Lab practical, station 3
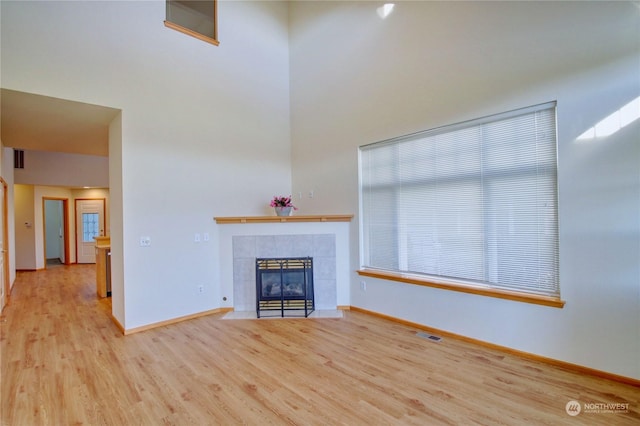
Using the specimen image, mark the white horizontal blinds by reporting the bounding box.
[360,102,559,296]
[361,144,400,271]
[400,127,486,281]
[482,108,559,294]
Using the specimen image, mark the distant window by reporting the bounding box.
[360,102,560,297]
[165,0,218,46]
[82,213,100,242]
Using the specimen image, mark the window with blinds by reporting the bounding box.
[359,102,559,297]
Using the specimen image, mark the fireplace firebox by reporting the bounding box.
[255,257,314,318]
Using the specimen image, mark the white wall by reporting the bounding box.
[14,185,36,270]
[14,150,108,188]
[289,1,640,379]
[109,113,125,326]
[1,1,292,329]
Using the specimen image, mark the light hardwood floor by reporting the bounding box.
[1,265,638,425]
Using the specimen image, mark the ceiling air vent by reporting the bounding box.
[14,150,24,169]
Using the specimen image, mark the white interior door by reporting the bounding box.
[76,199,105,264]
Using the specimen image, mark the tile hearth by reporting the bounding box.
[222,310,343,320]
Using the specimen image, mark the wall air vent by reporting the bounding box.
[14,149,24,169]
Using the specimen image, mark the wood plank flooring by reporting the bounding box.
[1,265,639,425]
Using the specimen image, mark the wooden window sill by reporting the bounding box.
[164,21,219,46]
[356,269,565,308]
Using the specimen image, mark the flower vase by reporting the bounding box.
[275,206,292,217]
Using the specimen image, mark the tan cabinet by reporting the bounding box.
[95,236,111,298]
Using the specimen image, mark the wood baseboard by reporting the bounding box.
[122,307,234,335]
[349,306,640,387]
[110,314,125,334]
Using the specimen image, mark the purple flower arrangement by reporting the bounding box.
[270,195,297,210]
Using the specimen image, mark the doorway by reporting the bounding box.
[75,199,105,264]
[43,198,69,267]
[1,178,9,311]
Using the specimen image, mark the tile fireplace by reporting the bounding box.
[232,234,336,312]
[215,215,353,313]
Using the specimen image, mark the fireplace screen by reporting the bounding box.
[255,257,314,318]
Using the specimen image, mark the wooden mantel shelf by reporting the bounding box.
[214,214,353,224]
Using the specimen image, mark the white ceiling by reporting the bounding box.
[1,89,120,157]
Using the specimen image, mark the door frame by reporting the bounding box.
[1,178,10,310]
[42,197,71,268]
[74,198,106,264]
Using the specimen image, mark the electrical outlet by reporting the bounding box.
[360,281,367,291]
[203,232,210,242]
[198,285,204,293]
[139,236,151,247]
